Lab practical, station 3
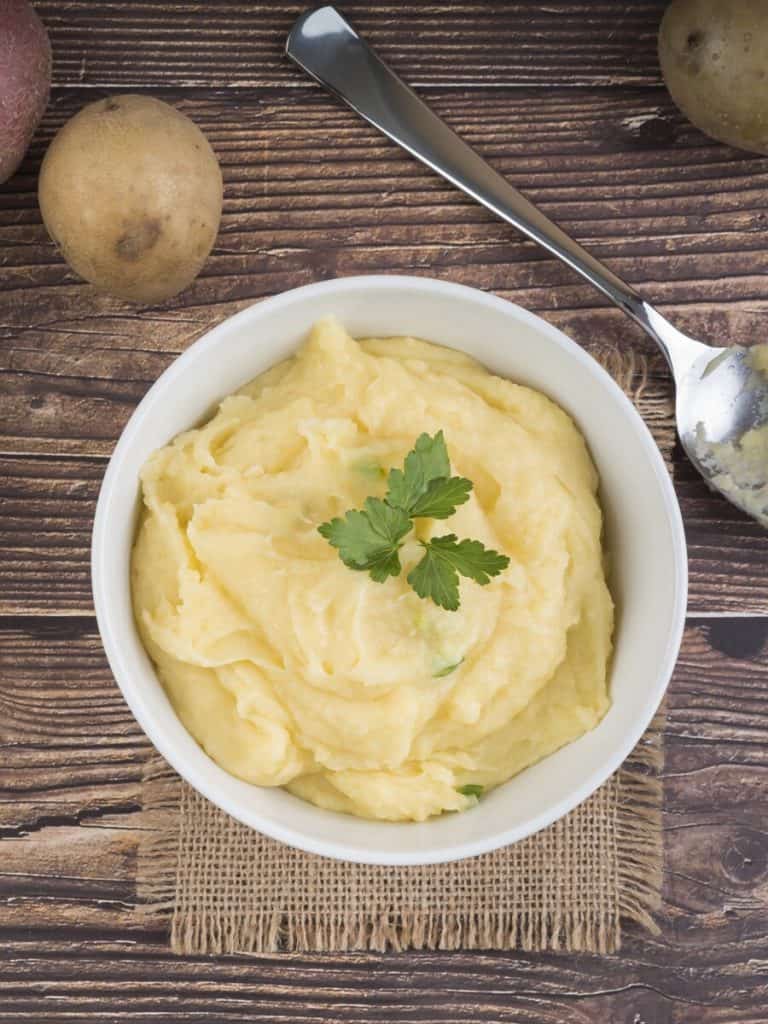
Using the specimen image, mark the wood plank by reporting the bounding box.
[0,616,766,1020]
[4,409,768,618]
[6,88,768,413]
[3,430,767,620]
[33,0,669,92]
[0,951,765,1024]
[0,616,148,830]
[2,89,768,614]
[0,458,102,615]
[9,88,768,325]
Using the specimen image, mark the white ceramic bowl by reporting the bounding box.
[92,275,687,865]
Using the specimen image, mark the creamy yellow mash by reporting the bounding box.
[131,317,613,821]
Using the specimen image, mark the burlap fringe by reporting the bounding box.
[137,711,664,955]
[599,346,649,405]
[136,757,182,918]
[616,711,665,939]
[167,908,624,957]
[135,347,663,955]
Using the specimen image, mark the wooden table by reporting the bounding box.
[2,2,767,1020]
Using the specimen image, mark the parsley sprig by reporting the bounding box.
[318,432,510,610]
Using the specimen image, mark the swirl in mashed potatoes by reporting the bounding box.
[131,317,613,821]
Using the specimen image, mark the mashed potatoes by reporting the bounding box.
[131,317,613,821]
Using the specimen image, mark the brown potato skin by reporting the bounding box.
[38,95,223,303]
[659,0,768,155]
[0,0,51,183]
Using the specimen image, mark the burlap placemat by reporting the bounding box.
[137,349,670,956]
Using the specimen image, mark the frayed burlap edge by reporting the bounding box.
[135,757,181,919]
[135,348,667,955]
[616,714,664,938]
[136,712,663,955]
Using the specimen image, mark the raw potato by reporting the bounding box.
[659,0,768,155]
[0,0,51,183]
[38,95,223,303]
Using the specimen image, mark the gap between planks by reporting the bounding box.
[46,82,671,92]
[687,611,768,619]
[0,612,766,624]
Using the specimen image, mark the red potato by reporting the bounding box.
[0,0,51,183]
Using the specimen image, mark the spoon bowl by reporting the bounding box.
[677,342,768,526]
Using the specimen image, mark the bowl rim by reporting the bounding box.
[92,274,688,865]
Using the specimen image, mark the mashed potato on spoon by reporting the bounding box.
[131,317,613,821]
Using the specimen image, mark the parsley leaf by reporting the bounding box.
[318,497,411,582]
[319,433,510,609]
[365,547,404,583]
[385,430,451,514]
[457,784,484,798]
[423,534,510,584]
[407,534,510,610]
[409,475,472,519]
[407,542,461,611]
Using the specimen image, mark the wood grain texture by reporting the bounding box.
[3,382,768,617]
[2,2,768,1020]
[6,88,768,331]
[34,0,669,91]
[1,617,766,1022]
[3,88,768,613]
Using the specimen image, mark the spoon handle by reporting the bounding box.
[286,6,700,375]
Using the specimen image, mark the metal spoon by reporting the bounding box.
[286,5,768,529]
